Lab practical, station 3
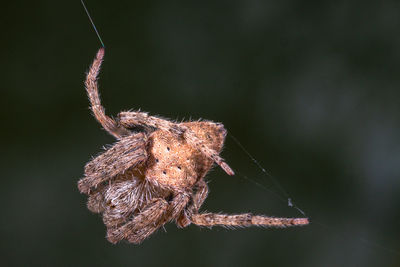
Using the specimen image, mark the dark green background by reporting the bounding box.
[2,1,400,266]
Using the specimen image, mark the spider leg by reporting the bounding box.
[85,48,131,138]
[118,111,183,135]
[129,193,189,244]
[106,198,169,244]
[191,180,209,211]
[87,188,106,213]
[183,129,235,175]
[106,193,190,244]
[191,213,309,228]
[167,192,191,219]
[177,180,209,228]
[78,132,148,195]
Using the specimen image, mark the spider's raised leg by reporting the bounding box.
[118,111,183,135]
[78,132,148,195]
[191,213,309,228]
[85,48,131,139]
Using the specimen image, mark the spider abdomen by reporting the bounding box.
[145,130,202,189]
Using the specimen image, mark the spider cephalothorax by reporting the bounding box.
[78,48,308,244]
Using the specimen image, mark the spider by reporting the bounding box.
[78,48,309,244]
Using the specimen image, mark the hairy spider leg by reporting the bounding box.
[78,133,148,194]
[87,187,106,213]
[191,213,309,228]
[191,180,209,212]
[107,193,190,244]
[107,198,169,244]
[177,180,209,228]
[182,128,234,175]
[118,111,183,135]
[85,48,131,138]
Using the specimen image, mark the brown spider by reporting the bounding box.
[78,48,309,244]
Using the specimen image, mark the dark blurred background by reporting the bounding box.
[1,1,400,266]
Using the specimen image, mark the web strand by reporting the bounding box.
[228,133,400,256]
[228,133,307,217]
[81,0,105,47]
